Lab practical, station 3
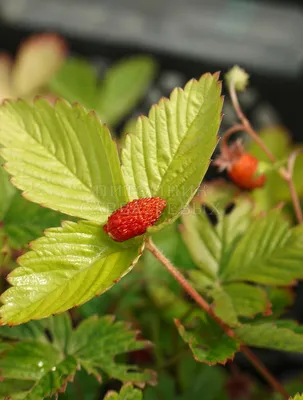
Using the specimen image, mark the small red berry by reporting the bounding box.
[213,139,266,190]
[228,153,266,190]
[103,197,167,242]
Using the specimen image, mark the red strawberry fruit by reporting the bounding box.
[228,152,266,190]
[103,197,167,242]
[214,139,266,190]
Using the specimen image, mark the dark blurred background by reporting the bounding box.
[0,0,303,141]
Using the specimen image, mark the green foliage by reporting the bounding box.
[49,56,157,127]
[0,221,143,325]
[181,193,303,325]
[175,312,240,365]
[248,126,303,211]
[0,313,154,399]
[0,99,129,223]
[104,384,143,400]
[2,191,63,249]
[144,355,228,400]
[289,394,303,400]
[0,72,223,325]
[235,321,303,352]
[1,51,303,400]
[0,156,16,220]
[96,56,157,127]
[122,73,223,228]
[48,58,98,110]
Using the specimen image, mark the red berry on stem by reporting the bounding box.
[228,153,266,190]
[103,197,167,242]
[213,139,266,190]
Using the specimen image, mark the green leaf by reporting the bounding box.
[266,287,294,319]
[0,343,78,400]
[175,311,240,365]
[121,73,223,228]
[49,57,98,109]
[222,211,303,285]
[212,283,269,326]
[10,356,78,400]
[0,341,62,381]
[289,394,303,400]
[181,197,253,281]
[0,99,129,223]
[3,191,63,249]
[104,384,143,400]
[0,313,155,398]
[0,320,46,341]
[0,158,16,220]
[248,126,303,210]
[48,313,72,354]
[0,381,33,398]
[12,33,66,98]
[97,56,157,127]
[235,322,303,352]
[69,315,155,385]
[0,313,154,398]
[0,221,143,325]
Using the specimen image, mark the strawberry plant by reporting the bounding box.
[0,38,303,400]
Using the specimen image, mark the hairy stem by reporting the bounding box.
[146,237,289,399]
[229,81,276,163]
[229,81,303,224]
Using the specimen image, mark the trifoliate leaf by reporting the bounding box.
[222,210,303,285]
[122,73,223,229]
[0,221,143,325]
[181,201,301,322]
[104,384,143,400]
[69,315,155,385]
[2,191,63,249]
[0,99,129,223]
[235,322,303,352]
[12,33,67,97]
[0,313,155,398]
[175,311,240,365]
[96,56,157,127]
[49,57,98,109]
